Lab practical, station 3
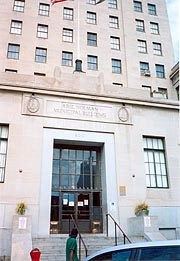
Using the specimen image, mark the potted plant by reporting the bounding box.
[134,202,149,216]
[16,201,27,215]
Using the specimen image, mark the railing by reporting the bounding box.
[106,213,131,245]
[69,214,88,260]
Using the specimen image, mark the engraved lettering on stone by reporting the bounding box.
[118,107,129,122]
[27,97,40,113]
[53,102,107,119]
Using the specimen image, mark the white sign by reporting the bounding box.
[144,216,151,227]
[18,217,27,229]
[110,202,116,211]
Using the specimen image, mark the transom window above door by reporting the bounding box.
[52,146,101,190]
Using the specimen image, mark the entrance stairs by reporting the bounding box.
[32,234,139,261]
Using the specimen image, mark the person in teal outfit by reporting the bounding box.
[66,228,79,261]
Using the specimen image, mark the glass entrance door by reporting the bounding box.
[50,145,103,233]
[61,192,90,232]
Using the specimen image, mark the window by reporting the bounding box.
[109,16,119,28]
[35,47,47,63]
[87,12,96,24]
[153,42,162,55]
[5,69,18,73]
[87,55,98,70]
[143,137,168,188]
[7,44,20,59]
[0,125,9,183]
[148,3,157,15]
[37,24,48,38]
[112,59,121,73]
[63,7,73,20]
[34,72,46,77]
[140,62,149,74]
[134,1,142,12]
[142,85,152,94]
[138,40,147,53]
[90,249,132,261]
[62,51,73,66]
[10,20,22,35]
[108,0,117,9]
[139,246,180,260]
[113,82,123,87]
[157,88,168,98]
[136,19,145,32]
[63,28,73,42]
[87,0,96,4]
[156,64,165,78]
[39,3,50,16]
[176,87,179,100]
[150,22,159,34]
[13,0,25,12]
[110,36,120,50]
[87,33,97,46]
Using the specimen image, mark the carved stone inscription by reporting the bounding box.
[46,100,112,121]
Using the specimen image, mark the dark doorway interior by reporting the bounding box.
[50,144,103,233]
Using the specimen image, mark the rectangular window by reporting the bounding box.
[87,11,96,24]
[35,47,47,63]
[140,62,149,74]
[109,16,119,28]
[150,22,159,34]
[176,87,179,100]
[37,24,48,38]
[156,64,165,78]
[13,0,25,12]
[5,69,18,73]
[39,3,50,16]
[134,1,142,12]
[110,36,120,50]
[87,55,98,70]
[63,28,73,42]
[112,59,121,73]
[0,125,9,183]
[148,3,157,15]
[157,88,168,98]
[142,85,152,94]
[138,40,147,53]
[63,7,73,20]
[87,32,97,46]
[108,0,117,9]
[7,43,20,59]
[143,137,168,188]
[87,0,96,4]
[62,51,73,66]
[10,20,22,34]
[136,19,145,32]
[153,42,162,55]
[34,72,46,77]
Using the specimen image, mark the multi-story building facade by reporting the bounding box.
[0,0,179,258]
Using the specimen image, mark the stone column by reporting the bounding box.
[11,215,32,261]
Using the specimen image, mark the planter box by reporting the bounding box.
[127,216,158,237]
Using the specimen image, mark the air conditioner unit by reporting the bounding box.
[144,70,151,76]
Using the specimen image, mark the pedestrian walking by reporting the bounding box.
[66,228,79,261]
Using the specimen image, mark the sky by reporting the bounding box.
[165,0,179,62]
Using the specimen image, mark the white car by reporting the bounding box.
[82,240,180,261]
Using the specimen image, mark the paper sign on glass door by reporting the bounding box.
[84,200,88,206]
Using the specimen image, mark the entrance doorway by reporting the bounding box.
[50,144,103,233]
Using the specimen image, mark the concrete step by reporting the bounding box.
[32,234,146,261]
[32,234,121,261]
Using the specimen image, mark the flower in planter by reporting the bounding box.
[134,202,149,216]
[16,201,27,215]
